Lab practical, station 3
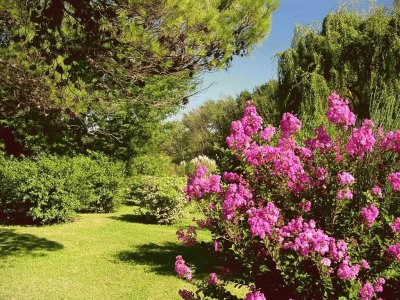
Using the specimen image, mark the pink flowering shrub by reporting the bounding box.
[175,94,400,299]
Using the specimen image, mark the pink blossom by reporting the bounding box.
[305,125,333,152]
[321,257,331,266]
[337,172,355,186]
[337,189,353,200]
[360,204,379,228]
[358,283,374,300]
[223,182,253,220]
[373,278,385,292]
[361,259,370,270]
[213,240,220,252]
[386,242,400,260]
[175,255,192,281]
[391,217,400,233]
[245,290,266,300]
[371,186,383,198]
[280,112,302,137]
[299,200,311,213]
[184,164,221,200]
[387,172,400,191]
[326,93,356,129]
[260,125,276,142]
[345,119,376,157]
[247,202,280,239]
[208,273,218,285]
[337,262,360,280]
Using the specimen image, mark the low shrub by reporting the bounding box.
[132,176,186,224]
[175,94,400,299]
[0,156,78,224]
[0,154,126,224]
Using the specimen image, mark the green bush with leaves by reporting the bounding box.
[70,154,126,213]
[127,153,175,177]
[131,176,186,224]
[0,154,126,224]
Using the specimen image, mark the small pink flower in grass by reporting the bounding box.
[175,255,192,281]
[391,218,400,233]
[208,273,218,285]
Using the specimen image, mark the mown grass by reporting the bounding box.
[0,205,211,300]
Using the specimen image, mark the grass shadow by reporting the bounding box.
[116,242,213,278]
[0,229,64,258]
[109,214,156,224]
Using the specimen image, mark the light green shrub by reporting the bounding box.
[131,176,186,224]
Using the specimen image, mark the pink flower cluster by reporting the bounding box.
[260,125,276,142]
[184,164,221,199]
[337,262,360,280]
[175,255,192,281]
[371,186,383,198]
[326,93,356,129]
[247,202,280,238]
[345,119,376,157]
[378,129,400,153]
[298,200,312,212]
[245,290,266,300]
[176,226,197,247]
[226,101,262,151]
[391,217,400,233]
[336,188,353,200]
[386,242,400,260]
[360,204,379,228]
[280,112,302,137]
[223,181,253,220]
[305,125,333,152]
[357,278,385,300]
[387,172,400,191]
[337,172,355,186]
[207,273,218,285]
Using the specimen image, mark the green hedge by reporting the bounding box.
[130,176,187,224]
[0,154,125,225]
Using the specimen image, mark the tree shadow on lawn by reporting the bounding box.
[116,242,214,278]
[109,214,157,224]
[0,229,64,258]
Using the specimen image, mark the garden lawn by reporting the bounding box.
[0,205,210,300]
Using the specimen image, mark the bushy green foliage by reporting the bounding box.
[131,176,187,224]
[70,154,126,213]
[176,155,218,177]
[0,154,125,224]
[127,153,175,177]
[277,4,400,130]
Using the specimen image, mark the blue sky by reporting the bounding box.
[172,0,393,119]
